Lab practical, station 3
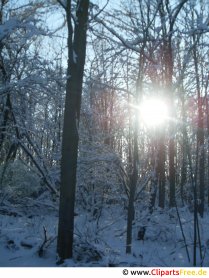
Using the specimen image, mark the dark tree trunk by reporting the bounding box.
[166,40,175,208]
[57,0,89,260]
[206,99,209,206]
[158,135,166,208]
[126,126,138,254]
[193,34,205,218]
[158,1,188,208]
[126,51,144,254]
[180,96,187,204]
[197,96,204,218]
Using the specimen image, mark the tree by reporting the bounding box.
[57,0,90,260]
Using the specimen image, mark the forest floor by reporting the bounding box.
[0,195,209,267]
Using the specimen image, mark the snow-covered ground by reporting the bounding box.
[0,197,209,267]
[0,197,58,267]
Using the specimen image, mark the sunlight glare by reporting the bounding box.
[140,98,168,128]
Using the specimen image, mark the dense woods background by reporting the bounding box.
[0,0,209,267]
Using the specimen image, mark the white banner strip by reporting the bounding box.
[0,267,209,278]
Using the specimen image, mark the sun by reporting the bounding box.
[139,98,168,127]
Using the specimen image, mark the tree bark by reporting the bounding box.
[157,132,166,208]
[192,33,205,218]
[126,124,138,253]
[57,0,89,260]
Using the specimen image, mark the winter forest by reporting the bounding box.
[0,0,209,268]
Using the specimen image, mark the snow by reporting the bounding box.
[0,215,57,267]
[0,18,20,40]
[0,198,58,267]
[0,16,44,43]
[1,197,209,267]
[73,50,77,63]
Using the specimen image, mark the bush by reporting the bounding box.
[0,160,41,203]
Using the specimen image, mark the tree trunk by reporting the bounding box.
[166,40,175,208]
[206,98,209,206]
[126,51,143,253]
[126,125,138,254]
[197,96,204,218]
[193,34,205,217]
[179,94,187,204]
[57,0,89,260]
[158,134,165,208]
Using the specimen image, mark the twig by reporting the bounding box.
[38,226,57,257]
[38,226,48,257]
[175,200,190,263]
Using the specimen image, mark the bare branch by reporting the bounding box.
[89,0,109,22]
[56,0,66,10]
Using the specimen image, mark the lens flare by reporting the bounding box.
[140,98,168,127]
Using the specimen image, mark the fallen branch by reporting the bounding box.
[0,208,22,217]
[38,226,57,257]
